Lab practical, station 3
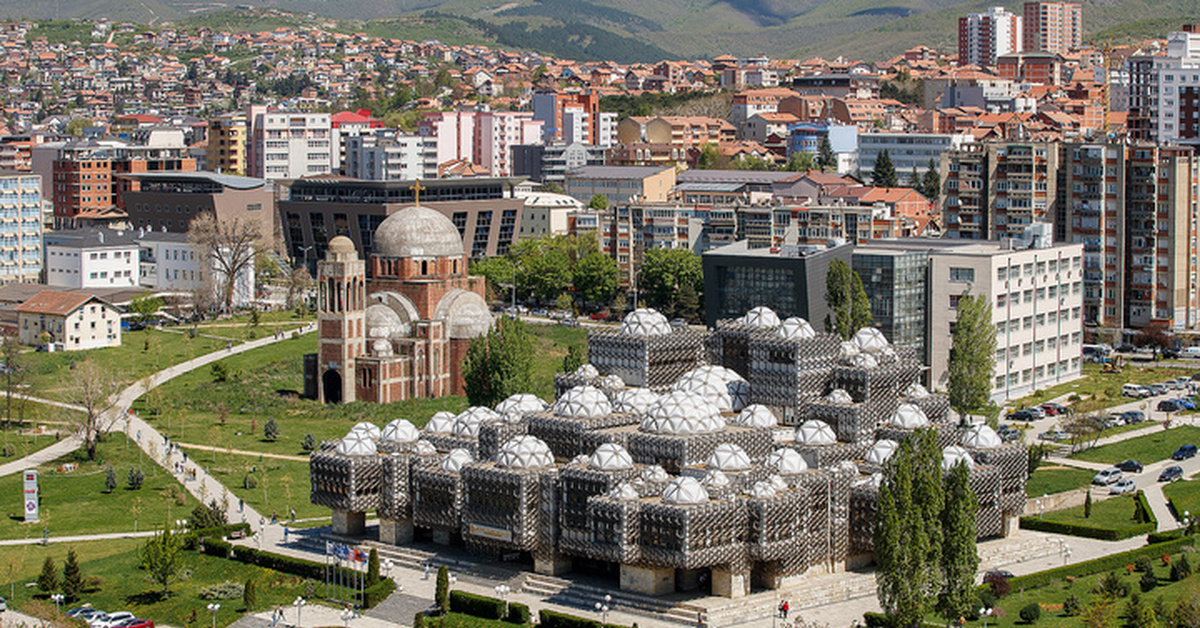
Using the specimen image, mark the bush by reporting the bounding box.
[198,581,245,600]
[1135,557,1154,573]
[413,612,425,628]
[244,578,257,609]
[183,523,252,550]
[212,362,229,382]
[1140,569,1157,592]
[263,418,279,441]
[1064,593,1082,616]
[301,433,317,452]
[243,474,257,489]
[1171,554,1193,581]
[979,590,998,609]
[362,578,395,609]
[1008,537,1195,591]
[81,576,102,593]
[449,590,505,620]
[1019,516,1156,541]
[507,602,531,624]
[1019,604,1041,623]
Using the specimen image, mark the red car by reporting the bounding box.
[113,620,153,628]
[1039,403,1068,416]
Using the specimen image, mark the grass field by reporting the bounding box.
[1035,492,1146,529]
[1014,364,1195,415]
[180,449,325,521]
[1027,467,1096,498]
[1162,480,1200,524]
[1070,426,1200,465]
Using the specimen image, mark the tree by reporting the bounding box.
[366,549,380,587]
[872,149,898,187]
[301,433,318,453]
[140,526,186,595]
[127,467,145,490]
[462,315,534,407]
[284,266,313,311]
[263,418,279,441]
[587,194,609,210]
[104,465,117,493]
[1084,490,1093,518]
[947,294,997,418]
[243,578,257,610]
[0,332,26,430]
[435,566,450,614]
[639,248,703,318]
[817,136,837,172]
[65,359,118,461]
[61,550,82,602]
[128,291,163,325]
[574,252,619,306]
[1020,604,1041,623]
[37,556,58,593]
[562,344,586,374]
[187,214,262,313]
[520,249,572,303]
[696,142,721,169]
[824,259,872,340]
[920,159,941,202]
[785,151,815,172]
[938,461,978,620]
[190,500,227,529]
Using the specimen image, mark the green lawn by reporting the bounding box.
[1037,492,1145,529]
[0,434,197,541]
[1070,426,1200,464]
[1015,363,1195,414]
[1027,467,1096,498]
[179,449,325,520]
[1162,479,1200,524]
[528,323,586,400]
[0,537,323,628]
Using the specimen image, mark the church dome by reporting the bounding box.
[374,205,464,258]
[366,304,406,339]
[328,236,356,257]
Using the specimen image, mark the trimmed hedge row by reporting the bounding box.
[363,578,395,608]
[183,523,252,549]
[450,590,505,620]
[862,612,942,628]
[1021,491,1158,541]
[538,609,630,628]
[1149,530,1186,544]
[1007,536,1196,590]
[507,602,531,625]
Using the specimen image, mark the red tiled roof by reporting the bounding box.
[15,291,104,316]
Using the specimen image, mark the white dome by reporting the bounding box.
[904,383,931,399]
[707,443,752,471]
[337,431,377,456]
[824,389,854,404]
[366,304,406,339]
[374,205,464,258]
[777,317,816,341]
[425,411,456,434]
[849,353,878,369]
[840,341,860,359]
[942,446,977,470]
[853,327,890,354]
[740,306,781,329]
[640,391,726,435]
[865,440,899,466]
[767,448,808,475]
[570,454,590,466]
[672,366,750,412]
[589,443,634,471]
[495,394,548,418]
[496,436,554,470]
[349,422,381,440]
[662,476,709,505]
[702,469,731,489]
[748,481,778,499]
[734,404,777,428]
[553,385,613,418]
[963,424,1003,449]
[573,364,599,379]
[599,374,626,389]
[839,460,860,475]
[453,406,501,437]
[614,388,659,415]
[371,338,393,357]
[381,419,420,443]
[413,440,437,455]
[890,403,930,429]
[796,420,837,446]
[441,448,474,472]
[768,474,788,491]
[641,465,669,482]
[621,308,673,337]
[608,482,641,501]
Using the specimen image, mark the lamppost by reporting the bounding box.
[1063,543,1072,566]
[595,601,610,625]
[293,597,306,627]
[495,585,511,618]
[980,608,992,628]
[207,603,220,628]
[340,607,354,628]
[50,594,63,612]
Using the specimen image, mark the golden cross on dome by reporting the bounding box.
[409,179,425,205]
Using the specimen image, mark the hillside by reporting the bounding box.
[4,0,1200,62]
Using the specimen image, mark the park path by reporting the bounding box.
[173,442,308,462]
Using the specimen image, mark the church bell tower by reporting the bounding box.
[317,236,366,404]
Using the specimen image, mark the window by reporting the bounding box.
[949,267,975,282]
[949,295,961,308]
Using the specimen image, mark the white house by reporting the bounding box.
[44,229,139,290]
[136,229,256,306]
[16,290,121,350]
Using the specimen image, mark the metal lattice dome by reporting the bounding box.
[589,443,634,471]
[599,374,626,389]
[768,474,788,491]
[707,443,752,471]
[768,448,808,475]
[441,448,474,472]
[853,473,883,489]
[672,366,750,412]
[796,420,837,446]
[453,407,501,437]
[495,394,548,418]
[620,308,673,337]
[890,403,930,429]
[641,465,669,482]
[748,481,778,499]
[866,440,899,466]
[366,304,406,339]
[609,482,641,501]
[840,341,860,360]
[942,446,976,470]
[839,460,860,475]
[349,422,381,440]
[570,454,590,466]
[849,353,879,369]
[824,389,854,404]
[496,436,554,470]
[853,327,890,354]
[962,424,1003,450]
[374,205,464,259]
[552,385,613,418]
[573,364,600,379]
[425,411,456,434]
[777,317,816,341]
[904,383,931,399]
[337,431,377,456]
[662,476,710,505]
[702,469,731,489]
[734,404,777,428]
[413,440,437,455]
[614,388,659,415]
[640,390,726,435]
[740,306,781,329]
[381,419,420,443]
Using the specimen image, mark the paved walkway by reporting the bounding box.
[174,442,308,462]
[0,530,157,546]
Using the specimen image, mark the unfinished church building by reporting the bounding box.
[309,307,1027,598]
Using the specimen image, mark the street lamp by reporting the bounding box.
[207,603,220,628]
[980,608,992,628]
[495,585,511,617]
[293,597,306,627]
[595,601,610,625]
[50,594,63,612]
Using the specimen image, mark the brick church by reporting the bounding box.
[310,203,492,404]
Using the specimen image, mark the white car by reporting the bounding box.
[97,612,135,628]
[1110,478,1138,495]
[1093,467,1123,486]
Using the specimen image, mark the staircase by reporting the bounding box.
[522,573,706,626]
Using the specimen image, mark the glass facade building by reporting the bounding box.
[852,249,929,366]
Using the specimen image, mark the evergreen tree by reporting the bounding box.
[104,465,117,493]
[435,566,450,615]
[938,462,978,620]
[562,344,586,374]
[947,294,997,419]
[462,316,535,407]
[366,549,380,587]
[263,418,279,441]
[920,159,941,202]
[62,549,81,601]
[127,467,145,490]
[907,167,920,189]
[824,259,873,340]
[1085,490,1093,519]
[301,433,317,453]
[872,149,898,187]
[37,556,58,593]
[817,136,837,172]
[243,578,257,610]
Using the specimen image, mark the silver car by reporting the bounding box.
[1093,467,1123,485]
[1110,478,1137,495]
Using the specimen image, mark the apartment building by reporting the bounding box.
[730,88,799,127]
[344,132,437,182]
[615,116,737,147]
[511,142,607,186]
[1128,28,1200,146]
[532,90,615,146]
[859,132,975,183]
[207,113,247,175]
[0,172,43,283]
[246,106,332,181]
[1022,2,1082,56]
[44,228,139,289]
[941,141,1061,240]
[474,110,543,176]
[330,110,385,174]
[16,290,121,350]
[959,6,1023,67]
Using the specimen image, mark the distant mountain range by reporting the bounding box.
[2,0,1197,63]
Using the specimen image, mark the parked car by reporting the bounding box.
[98,612,135,628]
[1178,397,1197,410]
[1039,430,1069,441]
[114,620,153,628]
[1039,403,1069,416]
[1172,444,1198,460]
[1164,347,1182,359]
[1027,406,1047,419]
[984,569,1015,582]
[1150,383,1171,396]
[86,613,112,628]
[1117,343,1136,353]
[1102,415,1125,429]
[997,425,1021,443]
[1160,466,1185,482]
[1158,400,1183,413]
[1008,409,1039,421]
[1123,384,1153,398]
[1110,478,1138,495]
[1122,410,1147,424]
[1115,459,1144,473]
[558,317,580,327]
[1093,467,1124,485]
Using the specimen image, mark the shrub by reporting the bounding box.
[301,433,317,452]
[507,602,531,624]
[212,362,229,382]
[264,418,279,441]
[1172,554,1193,581]
[1064,593,1082,616]
[1019,604,1041,623]
[435,566,449,615]
[1135,557,1154,573]
[979,590,997,609]
[1019,516,1156,541]
[540,609,605,628]
[989,575,1011,599]
[413,613,425,628]
[104,465,116,493]
[81,576,102,593]
[449,590,504,620]
[1008,538,1195,591]
[1140,569,1157,592]
[367,549,380,587]
[243,474,257,489]
[362,578,395,609]
[244,578,257,609]
[198,581,245,600]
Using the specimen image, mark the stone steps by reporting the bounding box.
[522,573,702,626]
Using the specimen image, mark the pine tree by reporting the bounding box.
[243,578,257,610]
[366,549,380,587]
[37,556,58,593]
[872,149,898,187]
[127,467,145,490]
[817,136,836,172]
[435,566,450,615]
[824,259,873,340]
[938,461,978,620]
[301,433,317,453]
[1085,490,1093,518]
[104,465,117,493]
[263,418,279,441]
[62,549,82,601]
[947,294,997,419]
[920,159,941,202]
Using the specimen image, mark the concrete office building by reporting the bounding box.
[511,143,607,186]
[701,241,852,328]
[119,171,278,251]
[564,165,676,204]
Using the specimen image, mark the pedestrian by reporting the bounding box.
[272,510,277,524]
[290,507,296,521]
[284,526,289,543]
[239,498,244,512]
[782,601,789,619]
[227,342,232,351]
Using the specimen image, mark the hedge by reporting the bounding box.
[1149,530,1185,545]
[363,578,396,608]
[1007,536,1196,590]
[184,523,252,549]
[539,610,630,628]
[450,590,505,620]
[507,602,531,625]
[861,612,942,628]
[1021,491,1157,541]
